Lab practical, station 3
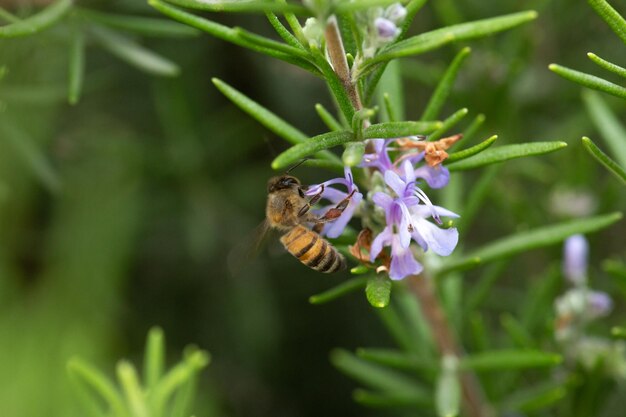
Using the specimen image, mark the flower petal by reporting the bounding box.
[398,202,413,248]
[372,191,394,211]
[384,169,407,197]
[370,226,392,261]
[412,218,458,256]
[389,239,423,280]
[414,165,450,189]
[401,159,416,185]
[411,204,460,219]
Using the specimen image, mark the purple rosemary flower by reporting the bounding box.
[375,17,399,40]
[361,138,393,172]
[361,138,451,189]
[369,161,459,280]
[384,3,407,23]
[305,167,363,238]
[563,234,588,285]
[587,291,613,319]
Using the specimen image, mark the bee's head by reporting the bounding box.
[267,175,301,193]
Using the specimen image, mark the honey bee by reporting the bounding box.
[266,174,354,273]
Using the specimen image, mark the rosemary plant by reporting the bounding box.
[0,1,624,417]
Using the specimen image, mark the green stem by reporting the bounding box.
[407,274,493,417]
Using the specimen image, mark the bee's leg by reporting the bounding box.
[297,184,325,218]
[311,189,357,233]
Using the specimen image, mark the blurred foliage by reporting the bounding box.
[0,0,624,417]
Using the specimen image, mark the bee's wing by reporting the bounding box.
[227,220,277,277]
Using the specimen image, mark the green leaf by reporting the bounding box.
[500,314,533,348]
[90,25,179,77]
[0,120,62,193]
[353,389,431,408]
[446,135,497,163]
[309,277,368,304]
[376,304,422,354]
[330,349,431,397]
[160,0,308,14]
[587,52,626,79]
[356,348,437,372]
[421,47,471,121]
[399,0,429,37]
[151,350,210,413]
[149,0,319,74]
[436,213,623,276]
[233,26,310,58]
[394,288,435,356]
[0,7,20,24]
[461,350,562,371]
[67,358,127,417]
[78,9,200,37]
[213,78,307,144]
[302,158,345,173]
[315,103,344,131]
[588,0,626,45]
[265,12,304,49]
[435,356,460,417]
[582,90,626,167]
[212,78,341,166]
[501,380,569,413]
[612,327,626,338]
[549,64,626,100]
[117,362,148,417]
[272,130,354,169]
[465,260,509,313]
[67,24,85,105]
[447,141,567,171]
[359,10,537,76]
[144,327,165,393]
[581,137,626,184]
[364,121,442,139]
[0,0,72,38]
[365,275,392,308]
[520,265,562,331]
[428,108,468,141]
[343,142,366,167]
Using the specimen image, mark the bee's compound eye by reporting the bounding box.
[281,177,297,187]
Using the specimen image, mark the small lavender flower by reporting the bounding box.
[360,139,393,172]
[384,3,407,24]
[563,234,588,285]
[587,290,613,319]
[369,161,459,280]
[361,138,451,188]
[305,167,363,238]
[374,17,400,40]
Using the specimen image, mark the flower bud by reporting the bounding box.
[302,18,323,47]
[374,17,399,40]
[385,3,407,24]
[563,234,588,285]
[587,291,612,319]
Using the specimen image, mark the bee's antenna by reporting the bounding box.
[285,158,310,174]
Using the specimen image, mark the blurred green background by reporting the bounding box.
[0,0,624,416]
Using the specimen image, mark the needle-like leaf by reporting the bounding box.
[581,137,626,185]
[549,64,626,100]
[436,212,623,276]
[0,0,72,38]
[447,141,567,171]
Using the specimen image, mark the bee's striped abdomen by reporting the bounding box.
[280,225,346,273]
